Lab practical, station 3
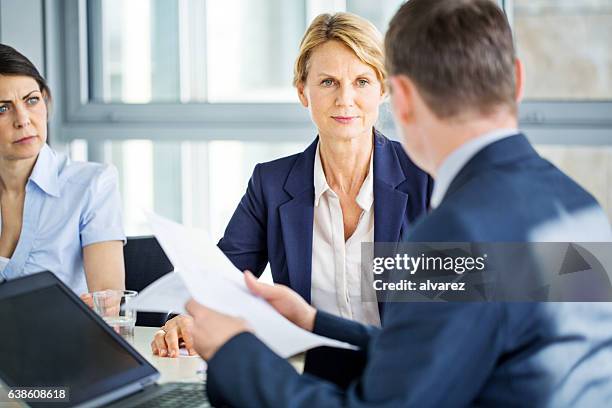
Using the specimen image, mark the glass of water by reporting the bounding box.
[92,290,138,339]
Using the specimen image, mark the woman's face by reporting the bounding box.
[0,75,47,162]
[298,40,384,143]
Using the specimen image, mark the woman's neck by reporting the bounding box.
[318,130,373,195]
[0,156,37,195]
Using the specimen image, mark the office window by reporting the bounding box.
[346,0,405,33]
[74,0,408,234]
[61,0,611,238]
[206,0,305,102]
[535,145,612,220]
[87,0,409,104]
[514,0,612,100]
[89,0,183,103]
[89,0,309,103]
[70,139,306,237]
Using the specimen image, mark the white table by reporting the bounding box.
[129,326,206,384]
[129,327,304,383]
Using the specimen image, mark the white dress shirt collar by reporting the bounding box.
[313,142,374,211]
[430,128,519,209]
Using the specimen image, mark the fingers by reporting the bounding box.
[151,328,180,358]
[150,314,196,358]
[244,270,259,294]
[180,328,196,355]
[185,299,201,316]
[80,293,94,309]
[151,329,169,357]
[150,340,158,355]
[185,300,195,317]
[244,270,277,299]
[164,327,181,358]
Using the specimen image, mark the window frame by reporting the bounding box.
[57,0,317,144]
[50,0,612,146]
[502,0,612,144]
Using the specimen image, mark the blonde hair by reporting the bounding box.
[293,12,387,93]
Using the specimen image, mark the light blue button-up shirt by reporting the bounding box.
[0,144,125,295]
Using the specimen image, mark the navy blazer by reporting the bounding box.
[205,134,612,407]
[218,130,432,303]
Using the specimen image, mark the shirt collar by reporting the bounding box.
[430,128,519,209]
[313,143,328,207]
[313,141,374,212]
[29,144,61,197]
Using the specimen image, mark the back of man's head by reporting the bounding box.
[385,0,516,120]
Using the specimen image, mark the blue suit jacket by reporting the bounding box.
[218,130,432,303]
[206,134,612,407]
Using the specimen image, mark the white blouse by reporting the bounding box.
[310,143,381,326]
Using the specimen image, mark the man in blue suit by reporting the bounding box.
[186,0,612,406]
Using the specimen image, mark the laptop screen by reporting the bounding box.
[0,272,158,407]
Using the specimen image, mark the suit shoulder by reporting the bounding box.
[418,158,608,241]
[407,206,477,241]
[254,152,302,178]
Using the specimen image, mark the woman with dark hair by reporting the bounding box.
[0,44,125,300]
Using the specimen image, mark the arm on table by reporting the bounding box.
[79,165,126,304]
[83,241,125,292]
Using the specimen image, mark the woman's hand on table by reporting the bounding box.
[150,314,198,358]
[151,270,316,359]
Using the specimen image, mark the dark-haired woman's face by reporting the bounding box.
[0,75,47,162]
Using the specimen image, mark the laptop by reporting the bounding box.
[0,271,210,407]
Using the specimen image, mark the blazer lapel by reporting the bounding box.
[373,132,409,243]
[372,132,409,319]
[279,139,318,303]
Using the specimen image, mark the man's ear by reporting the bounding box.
[514,58,525,103]
[389,75,414,126]
[296,82,309,108]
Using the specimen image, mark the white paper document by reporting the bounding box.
[132,212,356,358]
[130,272,190,314]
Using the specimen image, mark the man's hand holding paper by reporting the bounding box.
[134,212,354,360]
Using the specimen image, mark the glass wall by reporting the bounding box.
[514,0,612,99]
[74,0,612,238]
[71,139,307,237]
[82,0,409,236]
[88,0,408,104]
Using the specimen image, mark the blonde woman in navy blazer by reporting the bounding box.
[152,13,431,361]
